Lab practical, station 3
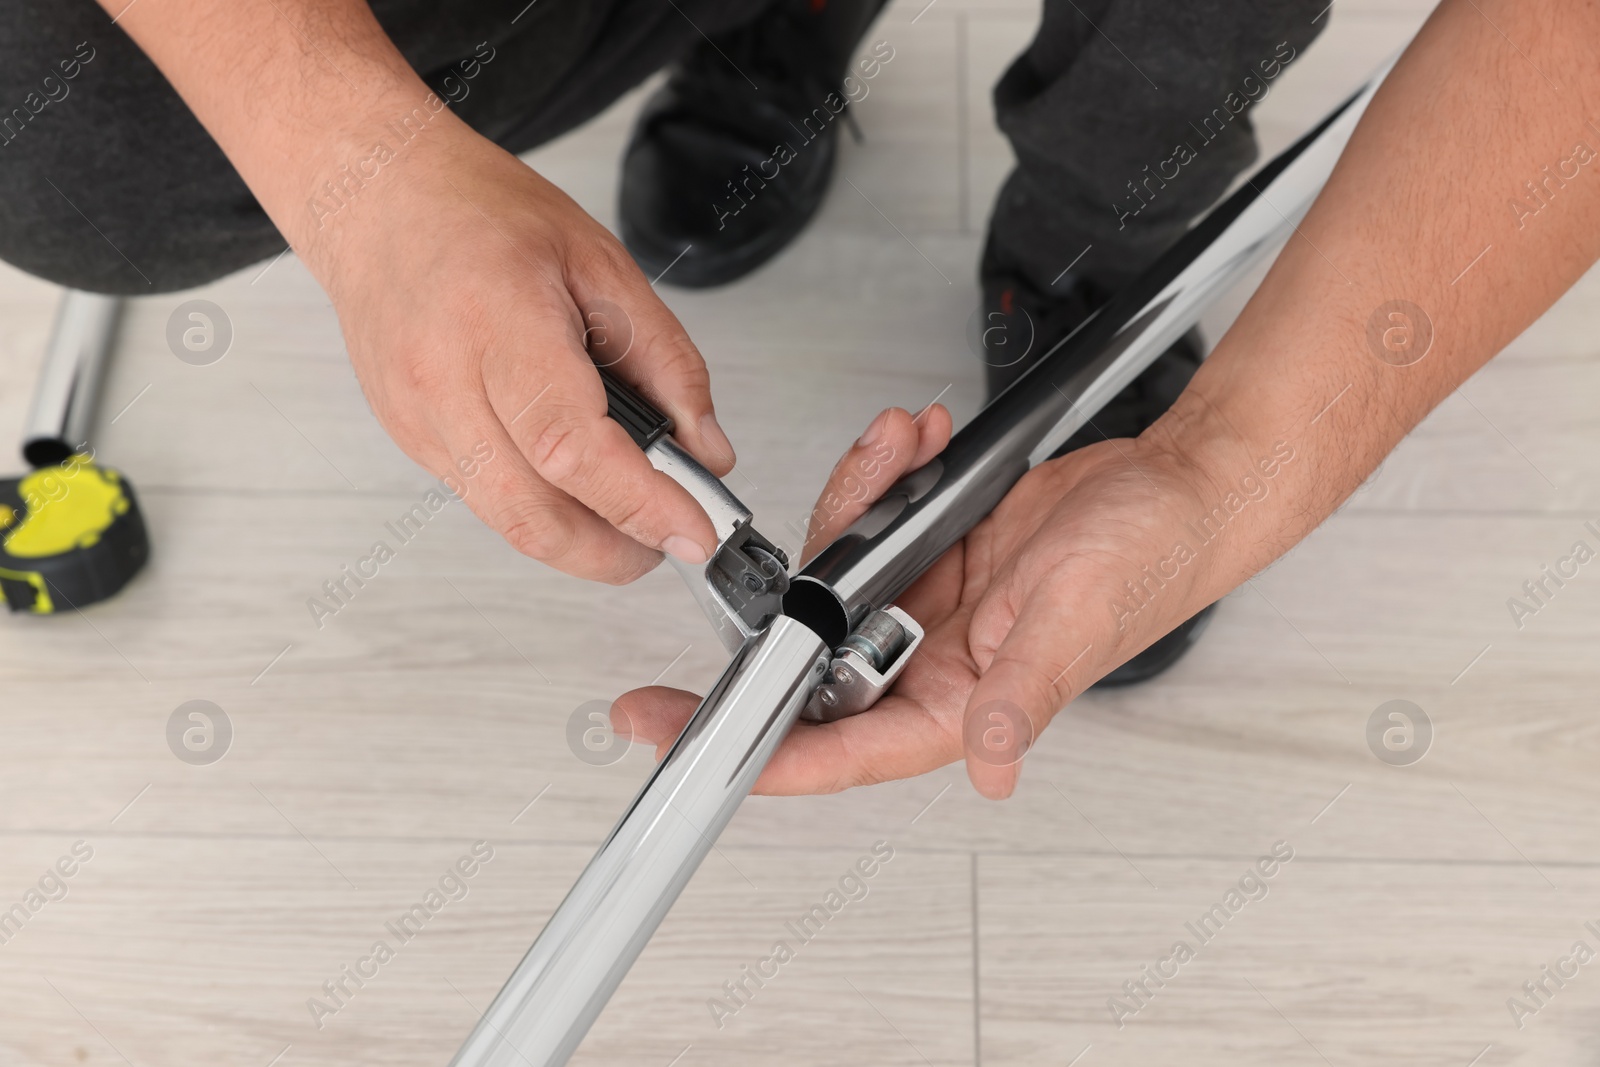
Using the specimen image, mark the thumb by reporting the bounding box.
[571,273,737,477]
[961,581,1091,800]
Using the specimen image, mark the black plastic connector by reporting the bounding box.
[598,365,674,450]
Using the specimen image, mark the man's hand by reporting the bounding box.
[327,123,733,582]
[619,0,1600,795]
[101,0,734,583]
[615,404,1227,799]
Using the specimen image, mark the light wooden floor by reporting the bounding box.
[5,1,1600,1064]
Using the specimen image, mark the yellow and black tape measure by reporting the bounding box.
[0,455,149,614]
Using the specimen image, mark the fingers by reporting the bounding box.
[894,537,967,627]
[339,149,731,583]
[959,579,1088,799]
[438,402,664,583]
[908,402,953,465]
[480,311,720,568]
[613,601,979,795]
[611,686,697,745]
[615,571,1080,798]
[802,404,952,563]
[564,249,737,476]
[754,689,967,795]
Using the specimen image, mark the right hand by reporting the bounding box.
[315,120,734,583]
[616,403,1235,799]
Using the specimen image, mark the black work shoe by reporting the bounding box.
[619,0,888,288]
[977,238,1216,685]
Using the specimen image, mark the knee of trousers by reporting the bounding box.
[0,147,285,297]
[0,4,284,295]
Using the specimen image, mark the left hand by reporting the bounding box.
[614,403,1228,798]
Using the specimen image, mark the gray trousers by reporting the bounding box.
[989,0,1327,291]
[0,0,1325,296]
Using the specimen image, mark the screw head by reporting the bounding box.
[833,665,855,685]
[818,688,838,707]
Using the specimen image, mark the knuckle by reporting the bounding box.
[823,765,867,795]
[498,507,577,564]
[591,236,645,280]
[566,234,639,288]
[652,331,708,385]
[394,345,450,397]
[524,412,594,485]
[606,551,662,586]
[440,292,506,364]
[640,341,710,414]
[608,492,659,546]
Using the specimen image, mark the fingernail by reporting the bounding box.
[855,410,890,449]
[698,413,736,467]
[663,534,709,565]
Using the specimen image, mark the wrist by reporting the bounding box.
[278,87,481,280]
[1136,380,1317,603]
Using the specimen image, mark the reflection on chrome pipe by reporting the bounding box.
[448,616,829,1067]
[21,290,122,468]
[800,65,1394,623]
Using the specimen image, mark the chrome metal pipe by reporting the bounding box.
[21,290,123,467]
[449,616,829,1067]
[798,68,1391,624]
[452,62,1394,1067]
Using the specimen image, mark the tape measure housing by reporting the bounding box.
[0,456,149,614]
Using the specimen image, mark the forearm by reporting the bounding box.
[1154,0,1600,593]
[98,0,469,273]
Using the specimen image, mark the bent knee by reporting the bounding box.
[0,175,284,295]
[0,6,283,294]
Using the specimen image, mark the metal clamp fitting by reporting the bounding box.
[802,605,924,722]
[648,435,790,653]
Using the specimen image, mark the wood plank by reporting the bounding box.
[978,852,1600,1065]
[0,835,971,1067]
